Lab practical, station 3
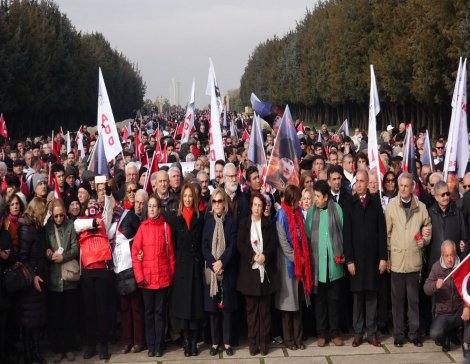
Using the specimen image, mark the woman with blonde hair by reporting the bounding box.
[45,199,79,363]
[18,197,48,364]
[202,188,238,356]
[165,183,205,356]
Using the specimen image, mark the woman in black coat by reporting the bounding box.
[236,192,279,356]
[18,197,48,364]
[202,187,237,357]
[166,183,205,357]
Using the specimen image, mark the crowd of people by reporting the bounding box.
[1,111,470,364]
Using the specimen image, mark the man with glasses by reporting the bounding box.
[435,140,445,170]
[427,181,467,271]
[421,172,443,208]
[458,173,470,235]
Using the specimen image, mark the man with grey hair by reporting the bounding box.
[385,172,432,347]
[125,162,139,184]
[154,170,178,215]
[196,170,211,203]
[421,172,443,208]
[424,240,470,353]
[168,166,181,197]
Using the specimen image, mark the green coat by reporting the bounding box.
[45,217,79,292]
[305,204,344,284]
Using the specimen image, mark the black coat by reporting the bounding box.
[236,216,279,297]
[202,214,238,313]
[18,218,47,328]
[427,201,468,270]
[166,212,205,322]
[343,193,387,292]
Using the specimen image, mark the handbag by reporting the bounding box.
[54,225,80,282]
[3,262,32,292]
[116,268,137,296]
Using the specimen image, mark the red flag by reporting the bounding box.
[237,164,244,186]
[160,142,168,163]
[48,162,54,188]
[174,121,184,140]
[59,127,64,139]
[122,126,129,142]
[242,129,250,141]
[0,114,8,138]
[451,254,470,306]
[53,176,62,200]
[20,177,29,196]
[297,122,305,133]
[134,132,143,161]
[144,152,159,194]
[51,131,60,160]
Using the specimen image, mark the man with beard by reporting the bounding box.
[210,160,225,189]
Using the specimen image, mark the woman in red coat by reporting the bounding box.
[132,194,175,358]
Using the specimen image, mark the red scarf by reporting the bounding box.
[281,201,312,294]
[182,207,194,230]
[123,198,134,210]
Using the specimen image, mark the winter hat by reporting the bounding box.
[32,174,46,191]
[78,180,92,197]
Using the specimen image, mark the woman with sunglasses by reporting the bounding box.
[382,171,397,210]
[45,199,79,363]
[202,187,237,357]
[123,182,137,210]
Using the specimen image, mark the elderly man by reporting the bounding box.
[30,173,48,201]
[343,170,387,347]
[168,166,181,196]
[385,172,432,347]
[196,170,211,203]
[459,172,470,233]
[154,170,178,215]
[134,189,148,221]
[125,162,139,184]
[421,172,443,209]
[424,240,470,353]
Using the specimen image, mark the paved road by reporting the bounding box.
[45,335,467,364]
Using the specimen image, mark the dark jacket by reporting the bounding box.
[202,213,238,313]
[166,211,205,322]
[0,230,14,308]
[424,259,464,316]
[343,193,388,292]
[45,217,79,292]
[236,216,279,297]
[427,202,467,271]
[205,185,249,226]
[18,217,47,328]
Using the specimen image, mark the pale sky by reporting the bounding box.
[55,0,316,107]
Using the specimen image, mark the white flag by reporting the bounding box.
[76,127,85,158]
[97,67,122,162]
[368,65,385,197]
[180,79,196,144]
[444,58,468,180]
[66,131,71,154]
[206,58,225,179]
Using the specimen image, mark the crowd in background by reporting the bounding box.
[1,110,470,364]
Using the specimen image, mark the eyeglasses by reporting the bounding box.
[127,189,137,193]
[212,199,224,204]
[464,185,470,189]
[429,183,435,187]
[386,179,395,183]
[53,214,64,218]
[225,174,237,179]
[440,192,451,197]
[436,146,444,150]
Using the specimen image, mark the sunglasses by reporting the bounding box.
[440,192,451,197]
[212,199,224,204]
[386,179,395,183]
[127,188,137,193]
[464,185,470,189]
[53,214,65,218]
[436,146,444,150]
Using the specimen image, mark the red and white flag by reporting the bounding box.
[97,67,123,162]
[0,114,8,139]
[241,129,250,141]
[75,126,85,158]
[297,121,305,134]
[180,79,196,144]
[444,58,468,180]
[59,126,64,139]
[143,152,159,194]
[451,254,470,306]
[367,65,386,198]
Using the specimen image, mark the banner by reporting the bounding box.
[421,130,434,172]
[87,132,110,178]
[97,67,123,163]
[66,131,71,154]
[266,105,301,192]
[444,58,468,180]
[206,58,225,179]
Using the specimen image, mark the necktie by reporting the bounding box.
[360,195,366,207]
[333,194,338,202]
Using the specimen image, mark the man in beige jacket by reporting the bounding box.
[385,172,432,348]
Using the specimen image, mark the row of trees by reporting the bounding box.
[0,0,145,138]
[240,0,470,137]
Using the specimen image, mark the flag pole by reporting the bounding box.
[443,250,470,282]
